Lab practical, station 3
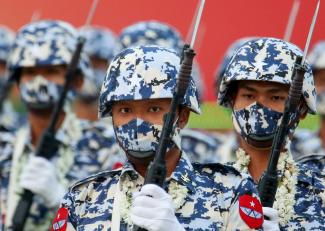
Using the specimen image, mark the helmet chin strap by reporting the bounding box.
[245,135,274,150]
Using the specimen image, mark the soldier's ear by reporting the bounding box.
[178,107,190,129]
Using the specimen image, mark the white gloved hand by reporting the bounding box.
[262,207,280,231]
[19,156,65,208]
[130,184,185,231]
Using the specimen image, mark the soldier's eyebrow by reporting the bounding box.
[266,87,289,94]
[240,85,257,92]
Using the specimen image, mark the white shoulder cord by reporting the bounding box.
[111,178,122,231]
[5,127,29,228]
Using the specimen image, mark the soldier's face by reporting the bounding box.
[112,98,189,128]
[313,69,325,93]
[233,81,289,112]
[20,65,67,85]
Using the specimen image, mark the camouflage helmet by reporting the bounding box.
[119,20,183,51]
[307,41,325,70]
[80,25,121,61]
[99,45,201,118]
[215,37,258,94]
[8,20,93,80]
[217,37,316,114]
[0,26,15,62]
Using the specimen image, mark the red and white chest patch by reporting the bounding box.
[52,207,69,231]
[239,194,264,229]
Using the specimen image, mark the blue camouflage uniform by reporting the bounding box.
[291,129,325,172]
[61,152,263,230]
[55,45,264,231]
[230,149,325,230]
[217,37,325,230]
[67,119,126,182]
[180,128,222,163]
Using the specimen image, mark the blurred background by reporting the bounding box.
[1,0,324,129]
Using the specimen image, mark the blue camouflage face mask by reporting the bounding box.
[232,102,299,148]
[114,118,181,159]
[19,75,74,110]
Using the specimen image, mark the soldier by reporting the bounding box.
[0,26,24,131]
[290,40,325,171]
[54,45,278,230]
[76,26,121,121]
[0,19,106,230]
[212,37,258,164]
[119,20,219,164]
[217,37,325,229]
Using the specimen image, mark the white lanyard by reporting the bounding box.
[111,179,122,231]
[5,127,29,227]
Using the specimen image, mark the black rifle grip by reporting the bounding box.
[176,48,196,97]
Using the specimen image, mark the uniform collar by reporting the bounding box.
[119,151,196,193]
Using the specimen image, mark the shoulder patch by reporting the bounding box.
[70,168,121,191]
[193,162,242,177]
[239,194,263,229]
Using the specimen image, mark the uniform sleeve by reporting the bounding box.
[52,190,78,231]
[225,176,264,231]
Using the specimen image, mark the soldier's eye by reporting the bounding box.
[149,107,161,112]
[242,94,254,100]
[271,96,285,101]
[120,108,131,113]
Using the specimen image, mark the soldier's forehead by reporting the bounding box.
[112,98,172,106]
[237,80,289,89]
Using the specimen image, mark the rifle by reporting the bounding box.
[258,0,320,207]
[133,1,205,230]
[11,1,100,230]
[283,0,301,42]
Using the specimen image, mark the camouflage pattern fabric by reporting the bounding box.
[58,152,263,230]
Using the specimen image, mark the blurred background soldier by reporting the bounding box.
[0,26,24,132]
[76,25,121,122]
[218,37,325,229]
[0,20,94,230]
[291,41,325,172]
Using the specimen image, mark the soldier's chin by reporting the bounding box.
[126,150,155,165]
[246,134,274,150]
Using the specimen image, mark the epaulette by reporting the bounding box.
[70,168,122,191]
[192,162,242,177]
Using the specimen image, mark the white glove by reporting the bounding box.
[19,156,65,208]
[262,207,280,231]
[130,184,185,231]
